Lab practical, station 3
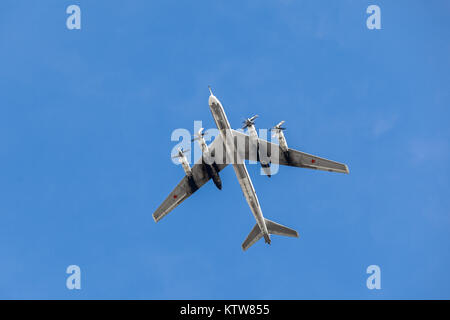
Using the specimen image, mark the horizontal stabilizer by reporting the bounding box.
[242,223,263,251]
[265,218,299,238]
[241,219,299,251]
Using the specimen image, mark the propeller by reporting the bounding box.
[242,115,259,129]
[271,120,286,137]
[191,128,208,142]
[171,147,190,158]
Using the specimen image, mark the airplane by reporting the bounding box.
[153,87,349,251]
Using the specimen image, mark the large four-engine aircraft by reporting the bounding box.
[153,88,349,251]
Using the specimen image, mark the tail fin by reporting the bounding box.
[241,219,299,251]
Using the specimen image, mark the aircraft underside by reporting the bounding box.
[152,88,349,250]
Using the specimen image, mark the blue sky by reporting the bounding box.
[0,0,449,299]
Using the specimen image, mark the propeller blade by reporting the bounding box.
[193,128,208,141]
[277,120,285,127]
[271,121,286,131]
[242,115,259,129]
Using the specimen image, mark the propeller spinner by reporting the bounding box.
[191,128,208,142]
[242,115,259,129]
[172,147,190,158]
[271,121,286,137]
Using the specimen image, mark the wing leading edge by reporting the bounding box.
[152,136,228,222]
[153,129,348,222]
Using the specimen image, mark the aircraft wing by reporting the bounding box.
[152,136,228,222]
[232,129,349,174]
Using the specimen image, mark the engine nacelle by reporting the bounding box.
[272,120,288,153]
[204,161,222,190]
[193,128,223,190]
[277,130,289,153]
[179,155,192,177]
[246,122,271,178]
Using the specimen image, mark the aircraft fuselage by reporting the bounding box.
[208,94,271,244]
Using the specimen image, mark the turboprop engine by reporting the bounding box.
[271,120,289,153]
[172,147,192,177]
[242,115,259,139]
[191,127,209,154]
[192,128,223,190]
[242,115,271,177]
[172,147,199,191]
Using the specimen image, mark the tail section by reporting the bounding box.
[241,219,299,251]
[265,219,299,238]
[242,223,263,251]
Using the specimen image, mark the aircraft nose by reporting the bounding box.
[208,94,218,106]
[208,86,218,106]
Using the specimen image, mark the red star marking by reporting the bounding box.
[173,195,177,199]
[311,159,316,164]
